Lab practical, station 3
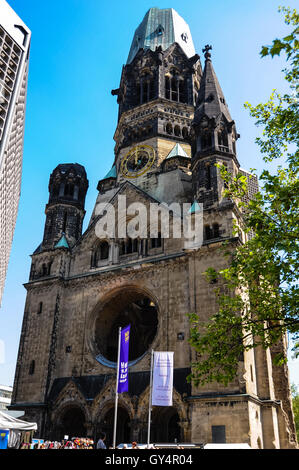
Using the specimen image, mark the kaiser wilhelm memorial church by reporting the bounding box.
[10,8,296,448]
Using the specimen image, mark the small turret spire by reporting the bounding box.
[191,47,239,160]
[194,45,232,123]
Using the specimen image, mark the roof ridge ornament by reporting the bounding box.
[202,44,212,61]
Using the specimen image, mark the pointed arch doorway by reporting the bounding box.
[150,407,181,443]
[97,406,131,448]
[58,406,86,440]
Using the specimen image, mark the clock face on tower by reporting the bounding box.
[120,145,156,179]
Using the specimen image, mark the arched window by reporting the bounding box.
[99,241,109,260]
[174,125,181,137]
[119,239,139,256]
[29,360,35,375]
[42,264,48,276]
[218,129,228,150]
[64,183,74,197]
[182,127,189,139]
[165,75,186,103]
[91,241,109,267]
[166,123,173,135]
[139,74,155,105]
[201,132,212,151]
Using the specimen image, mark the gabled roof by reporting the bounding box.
[188,201,202,214]
[166,143,190,160]
[103,165,117,180]
[54,234,70,249]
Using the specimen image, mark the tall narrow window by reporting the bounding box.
[119,241,126,256]
[201,133,212,151]
[29,360,35,375]
[140,75,154,104]
[151,233,162,248]
[132,239,138,253]
[64,183,74,197]
[179,80,186,103]
[126,238,133,254]
[47,261,52,276]
[37,302,43,315]
[171,77,178,101]
[99,241,109,260]
[174,125,181,137]
[91,249,98,267]
[205,225,212,240]
[218,130,228,150]
[205,164,211,189]
[165,76,170,99]
[213,223,220,238]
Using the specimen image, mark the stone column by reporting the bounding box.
[129,418,143,443]
[85,421,94,438]
[178,419,191,443]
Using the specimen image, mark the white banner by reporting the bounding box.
[152,351,174,406]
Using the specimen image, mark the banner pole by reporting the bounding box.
[147,349,154,448]
[113,326,121,449]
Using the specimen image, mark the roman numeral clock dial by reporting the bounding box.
[120,145,156,178]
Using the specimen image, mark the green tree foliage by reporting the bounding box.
[188,7,299,386]
[291,385,299,442]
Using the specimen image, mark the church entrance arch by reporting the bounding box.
[93,286,159,365]
[57,405,86,440]
[96,406,131,448]
[150,407,181,443]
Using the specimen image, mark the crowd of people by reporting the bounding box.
[31,437,95,449]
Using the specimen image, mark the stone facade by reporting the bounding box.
[11,8,297,448]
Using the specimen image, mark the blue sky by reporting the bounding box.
[0,0,298,388]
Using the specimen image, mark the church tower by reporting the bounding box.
[42,163,88,249]
[11,8,297,449]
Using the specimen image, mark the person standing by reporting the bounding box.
[96,432,107,449]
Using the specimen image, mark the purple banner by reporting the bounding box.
[117,325,130,393]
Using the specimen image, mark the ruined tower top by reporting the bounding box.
[126,7,196,64]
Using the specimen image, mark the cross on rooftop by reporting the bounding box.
[202,44,212,60]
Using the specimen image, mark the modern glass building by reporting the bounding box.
[0,0,31,305]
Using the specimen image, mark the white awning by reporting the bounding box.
[0,411,37,431]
